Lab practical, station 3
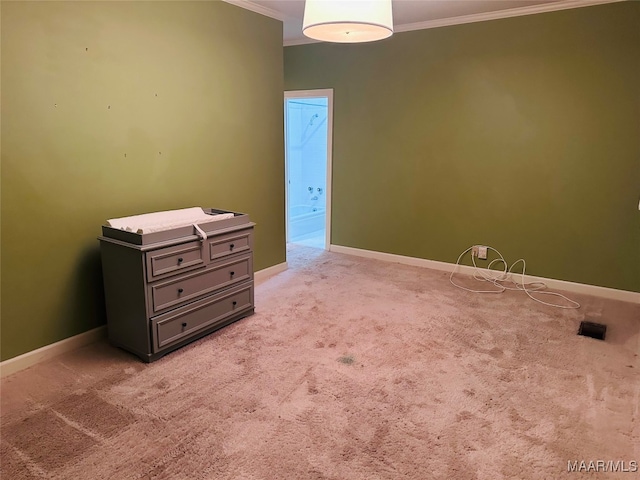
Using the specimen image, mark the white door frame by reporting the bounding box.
[284,89,334,250]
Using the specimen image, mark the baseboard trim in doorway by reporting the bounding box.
[0,326,108,379]
[329,244,640,304]
[1,262,290,378]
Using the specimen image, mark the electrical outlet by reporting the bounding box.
[471,246,479,257]
[478,246,488,260]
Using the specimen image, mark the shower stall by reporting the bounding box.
[285,93,332,249]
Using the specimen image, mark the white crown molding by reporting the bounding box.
[283,0,627,47]
[394,0,627,34]
[329,244,640,304]
[285,36,320,47]
[221,0,285,21]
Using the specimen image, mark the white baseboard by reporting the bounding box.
[1,262,290,378]
[255,261,288,285]
[3,249,633,378]
[0,326,107,379]
[329,244,640,304]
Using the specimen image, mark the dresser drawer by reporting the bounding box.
[150,254,252,313]
[151,283,254,352]
[207,229,252,261]
[146,241,204,281]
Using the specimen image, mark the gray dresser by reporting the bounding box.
[98,209,255,362]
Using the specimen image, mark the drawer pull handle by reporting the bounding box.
[177,257,184,264]
[229,243,235,250]
[230,271,235,276]
[178,288,184,294]
[182,322,187,328]
[232,301,237,307]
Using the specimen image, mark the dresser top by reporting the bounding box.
[99,208,254,249]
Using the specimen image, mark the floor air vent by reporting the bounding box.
[578,321,607,341]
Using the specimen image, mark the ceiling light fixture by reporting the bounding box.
[303,0,394,43]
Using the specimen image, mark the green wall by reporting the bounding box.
[1,1,285,361]
[285,2,640,293]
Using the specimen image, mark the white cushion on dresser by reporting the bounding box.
[107,207,234,234]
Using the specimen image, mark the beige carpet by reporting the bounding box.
[1,245,639,479]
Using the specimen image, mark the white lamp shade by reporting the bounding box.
[303,0,394,43]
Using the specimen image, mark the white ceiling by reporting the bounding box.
[224,0,623,46]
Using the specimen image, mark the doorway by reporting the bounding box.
[284,89,333,250]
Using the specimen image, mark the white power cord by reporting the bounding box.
[449,246,580,309]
